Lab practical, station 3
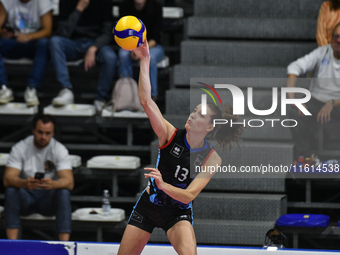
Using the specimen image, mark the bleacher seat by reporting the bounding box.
[43,104,96,116]
[0,103,38,115]
[72,207,125,222]
[69,155,82,168]
[112,6,184,19]
[0,153,8,166]
[3,58,84,67]
[86,155,140,169]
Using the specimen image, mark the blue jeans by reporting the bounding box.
[119,44,164,96]
[5,187,72,234]
[0,38,50,88]
[49,36,117,101]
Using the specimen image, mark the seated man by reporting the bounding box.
[0,0,53,106]
[50,0,116,111]
[287,23,340,159]
[3,114,74,241]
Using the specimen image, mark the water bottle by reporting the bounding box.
[102,190,111,216]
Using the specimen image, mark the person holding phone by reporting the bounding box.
[3,114,74,241]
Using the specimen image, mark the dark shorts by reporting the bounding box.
[127,190,193,233]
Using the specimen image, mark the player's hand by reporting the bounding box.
[84,46,97,71]
[15,33,31,43]
[131,39,150,60]
[37,177,54,190]
[317,103,333,124]
[76,0,90,12]
[27,176,39,190]
[144,167,165,190]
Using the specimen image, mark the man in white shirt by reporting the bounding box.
[0,0,53,106]
[3,114,74,241]
[287,23,340,159]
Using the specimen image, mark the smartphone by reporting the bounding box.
[34,172,45,180]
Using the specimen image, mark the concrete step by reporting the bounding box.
[193,192,286,221]
[149,219,276,245]
[204,177,286,193]
[151,138,294,171]
[180,40,317,66]
[172,65,288,87]
[214,140,293,167]
[165,88,303,117]
[163,114,292,140]
[188,17,316,40]
[194,0,323,19]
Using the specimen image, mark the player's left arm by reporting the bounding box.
[145,151,221,204]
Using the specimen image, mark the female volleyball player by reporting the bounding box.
[117,41,243,255]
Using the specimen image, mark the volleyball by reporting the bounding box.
[113,16,147,50]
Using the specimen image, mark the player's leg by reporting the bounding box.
[118,190,157,254]
[117,225,151,255]
[167,220,197,255]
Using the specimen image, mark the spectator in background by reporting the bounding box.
[3,114,74,241]
[317,0,340,46]
[50,0,116,111]
[118,0,164,101]
[0,0,53,107]
[287,23,340,159]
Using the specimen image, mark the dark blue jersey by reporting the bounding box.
[148,129,215,209]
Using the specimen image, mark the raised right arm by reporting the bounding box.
[133,41,175,146]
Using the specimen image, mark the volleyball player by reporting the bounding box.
[117,41,243,255]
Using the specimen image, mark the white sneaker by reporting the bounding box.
[52,88,74,106]
[25,87,39,107]
[0,84,14,104]
[94,99,105,113]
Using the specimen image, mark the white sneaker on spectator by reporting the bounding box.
[52,88,74,107]
[0,85,14,104]
[25,87,39,107]
[94,99,105,113]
